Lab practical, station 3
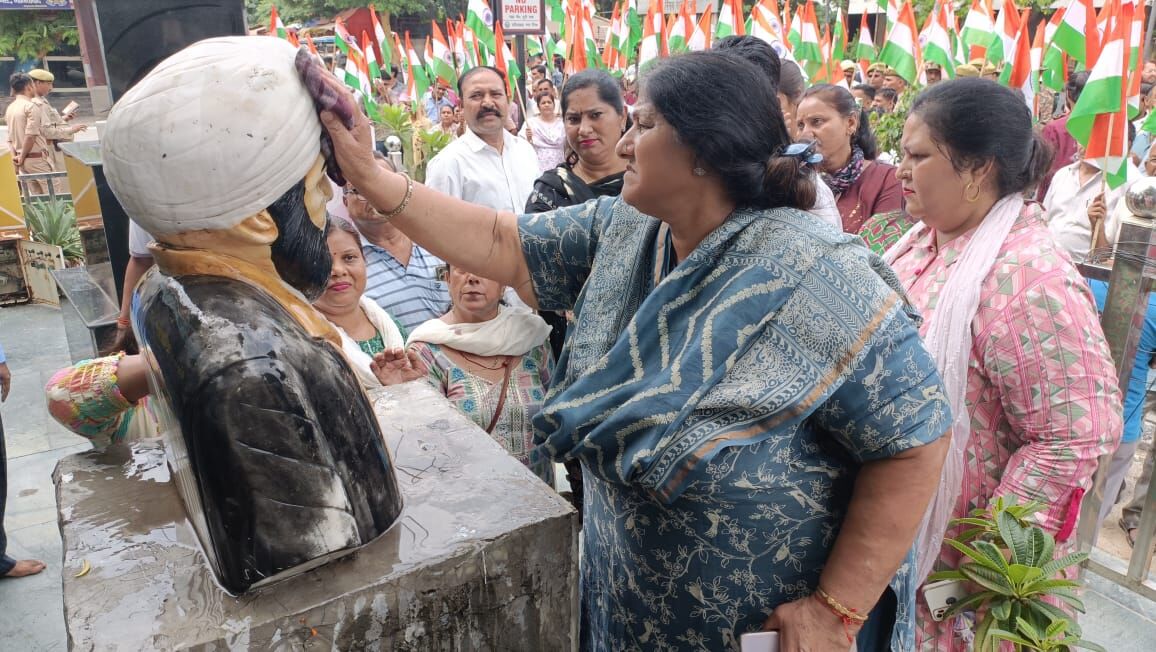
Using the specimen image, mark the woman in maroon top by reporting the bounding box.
[797,84,903,233]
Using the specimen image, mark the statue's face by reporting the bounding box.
[268,156,333,301]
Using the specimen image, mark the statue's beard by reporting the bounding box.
[267,180,331,301]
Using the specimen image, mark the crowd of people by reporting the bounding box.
[4,30,1152,651]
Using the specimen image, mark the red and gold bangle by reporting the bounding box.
[813,586,868,644]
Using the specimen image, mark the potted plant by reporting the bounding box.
[927,497,1105,652]
[24,198,84,265]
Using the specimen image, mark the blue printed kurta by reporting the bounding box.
[518,197,950,651]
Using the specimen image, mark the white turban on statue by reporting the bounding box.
[102,36,321,237]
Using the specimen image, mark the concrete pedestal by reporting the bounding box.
[54,382,578,650]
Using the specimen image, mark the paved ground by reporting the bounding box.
[1,303,87,651]
[1,301,1155,650]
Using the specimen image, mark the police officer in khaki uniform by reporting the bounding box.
[28,69,86,184]
[5,72,52,195]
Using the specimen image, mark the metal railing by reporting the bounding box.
[1077,177,1156,602]
[15,170,70,205]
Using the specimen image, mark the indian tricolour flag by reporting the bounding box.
[639,2,664,68]
[403,32,430,110]
[986,0,1020,68]
[794,0,823,65]
[361,31,381,83]
[855,11,876,71]
[269,5,288,40]
[879,0,919,84]
[429,21,457,86]
[921,4,955,78]
[667,0,694,53]
[466,0,496,59]
[370,5,392,71]
[1054,0,1098,66]
[688,7,712,52]
[1041,8,1067,92]
[750,0,790,61]
[335,18,365,92]
[1068,0,1129,188]
[716,0,744,39]
[1002,13,1035,110]
[960,0,993,60]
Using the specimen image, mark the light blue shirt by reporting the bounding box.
[0,340,5,364]
[360,239,450,333]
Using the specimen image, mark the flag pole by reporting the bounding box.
[1145,0,1156,63]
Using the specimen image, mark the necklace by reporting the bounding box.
[457,350,509,370]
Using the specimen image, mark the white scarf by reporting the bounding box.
[882,193,1025,584]
[335,296,407,389]
[406,305,551,357]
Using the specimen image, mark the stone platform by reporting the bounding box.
[54,382,578,650]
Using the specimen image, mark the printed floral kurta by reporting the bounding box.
[888,205,1122,650]
[410,341,555,484]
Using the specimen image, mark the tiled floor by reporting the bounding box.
[1,303,88,651]
[1,302,1154,650]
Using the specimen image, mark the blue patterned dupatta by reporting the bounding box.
[530,197,911,504]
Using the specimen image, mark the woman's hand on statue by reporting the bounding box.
[762,594,859,652]
[319,105,381,189]
[371,348,427,386]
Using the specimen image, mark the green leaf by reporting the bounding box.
[974,612,1000,652]
[989,628,1037,648]
[991,600,1012,621]
[946,538,1007,574]
[998,509,1032,565]
[960,564,1016,595]
[943,590,998,618]
[1024,600,1078,630]
[1021,578,1083,599]
[1016,615,1043,642]
[1038,586,1087,612]
[927,569,967,582]
[1028,526,1056,567]
[973,540,1013,573]
[1045,618,1068,639]
[1041,551,1089,577]
[1070,638,1109,652]
[1007,563,1045,590]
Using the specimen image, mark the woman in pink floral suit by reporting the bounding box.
[884,78,1123,650]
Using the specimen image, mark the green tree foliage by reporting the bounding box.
[245,0,457,26]
[0,11,79,60]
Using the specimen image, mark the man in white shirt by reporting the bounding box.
[426,66,539,213]
[1042,151,1142,261]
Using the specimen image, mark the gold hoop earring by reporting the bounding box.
[964,181,982,203]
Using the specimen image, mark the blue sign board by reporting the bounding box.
[0,0,73,9]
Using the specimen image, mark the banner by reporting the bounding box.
[0,0,73,9]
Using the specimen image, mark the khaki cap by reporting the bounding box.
[955,64,980,78]
[28,69,54,82]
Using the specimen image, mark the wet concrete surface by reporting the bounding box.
[56,382,578,650]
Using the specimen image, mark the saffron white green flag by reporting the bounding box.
[1054,0,1095,65]
[1068,5,1128,188]
[921,5,956,78]
[716,0,742,39]
[794,0,823,64]
[879,0,919,83]
[466,0,496,57]
[960,0,994,55]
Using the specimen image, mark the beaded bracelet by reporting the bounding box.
[382,172,414,220]
[813,587,867,644]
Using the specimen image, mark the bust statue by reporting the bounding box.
[101,36,403,594]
